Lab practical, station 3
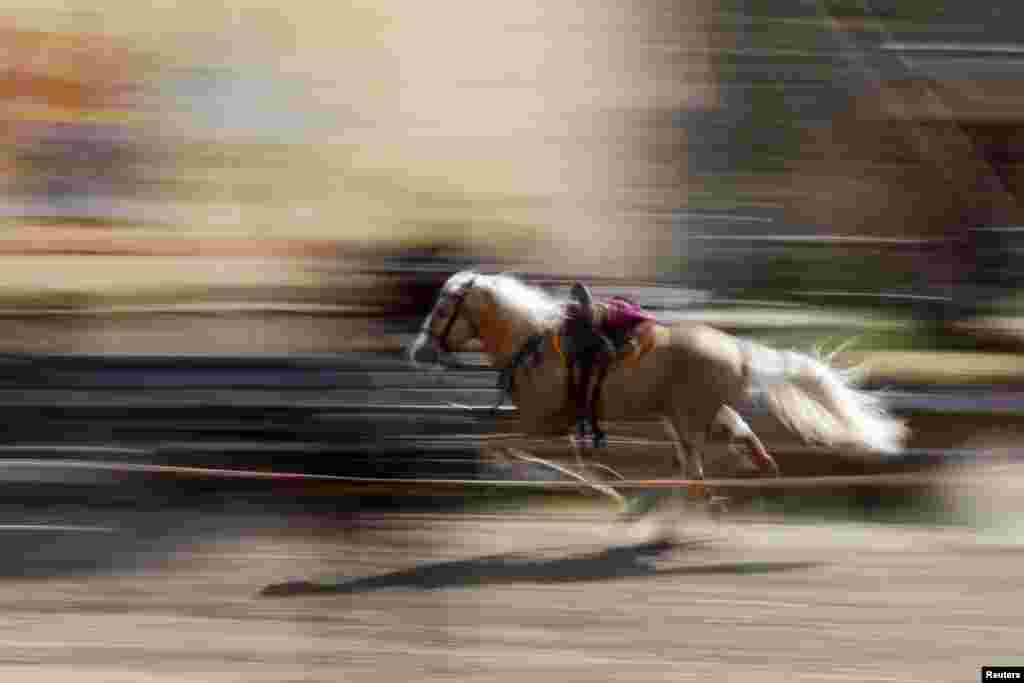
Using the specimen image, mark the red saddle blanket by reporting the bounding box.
[561,296,659,360]
[565,296,657,338]
[557,296,659,366]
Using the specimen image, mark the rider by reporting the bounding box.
[562,282,616,448]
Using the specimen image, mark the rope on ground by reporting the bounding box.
[0,458,1002,489]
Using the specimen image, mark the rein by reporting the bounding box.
[426,274,545,414]
[423,277,477,353]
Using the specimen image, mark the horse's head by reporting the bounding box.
[408,270,488,365]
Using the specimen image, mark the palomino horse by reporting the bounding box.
[409,271,906,510]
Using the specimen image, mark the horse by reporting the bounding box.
[408,270,907,512]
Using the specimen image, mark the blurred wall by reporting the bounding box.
[788,78,1024,241]
[4,1,716,279]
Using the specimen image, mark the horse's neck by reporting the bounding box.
[476,301,548,369]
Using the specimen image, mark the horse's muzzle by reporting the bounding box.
[408,332,441,367]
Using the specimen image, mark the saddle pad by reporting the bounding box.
[552,321,661,367]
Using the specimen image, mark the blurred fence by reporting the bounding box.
[1,348,1023,509]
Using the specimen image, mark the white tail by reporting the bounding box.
[744,342,906,454]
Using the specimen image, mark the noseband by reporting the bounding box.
[427,277,477,353]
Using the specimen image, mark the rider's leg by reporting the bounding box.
[589,357,610,448]
[576,356,594,440]
[566,360,583,439]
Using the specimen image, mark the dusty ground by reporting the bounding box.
[0,494,1021,683]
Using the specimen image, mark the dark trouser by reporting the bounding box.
[562,323,615,447]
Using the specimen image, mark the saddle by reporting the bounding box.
[559,283,657,448]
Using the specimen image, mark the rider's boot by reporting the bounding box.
[575,416,590,443]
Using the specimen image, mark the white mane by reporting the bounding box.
[472,272,564,327]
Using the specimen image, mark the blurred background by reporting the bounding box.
[1,2,1023,681]
[0,2,1022,351]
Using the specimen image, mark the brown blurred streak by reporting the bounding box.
[0,227,340,257]
[0,23,146,107]
[786,77,1024,241]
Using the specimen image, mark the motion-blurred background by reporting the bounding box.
[1,2,1023,351]
[0,0,1022,551]
[2,2,1024,681]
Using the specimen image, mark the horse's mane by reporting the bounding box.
[479,272,564,328]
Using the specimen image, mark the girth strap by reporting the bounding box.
[491,333,545,415]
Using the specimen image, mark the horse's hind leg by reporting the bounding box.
[713,406,780,477]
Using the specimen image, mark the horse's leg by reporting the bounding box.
[667,412,728,521]
[662,417,704,486]
[714,405,780,477]
[569,433,624,481]
[483,433,626,509]
[623,415,707,520]
[504,445,627,509]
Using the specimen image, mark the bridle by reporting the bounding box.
[421,274,543,415]
[425,277,477,353]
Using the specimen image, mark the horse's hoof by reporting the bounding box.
[592,432,608,449]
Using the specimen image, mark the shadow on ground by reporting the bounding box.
[260,539,825,597]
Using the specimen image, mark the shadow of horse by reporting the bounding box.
[259,539,824,597]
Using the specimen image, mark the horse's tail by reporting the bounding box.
[741,340,906,454]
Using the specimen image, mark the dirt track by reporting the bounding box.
[0,497,1021,683]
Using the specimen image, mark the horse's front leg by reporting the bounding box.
[623,416,708,521]
[713,405,780,477]
[499,444,626,509]
[486,416,628,511]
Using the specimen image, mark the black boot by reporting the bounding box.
[576,417,589,442]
